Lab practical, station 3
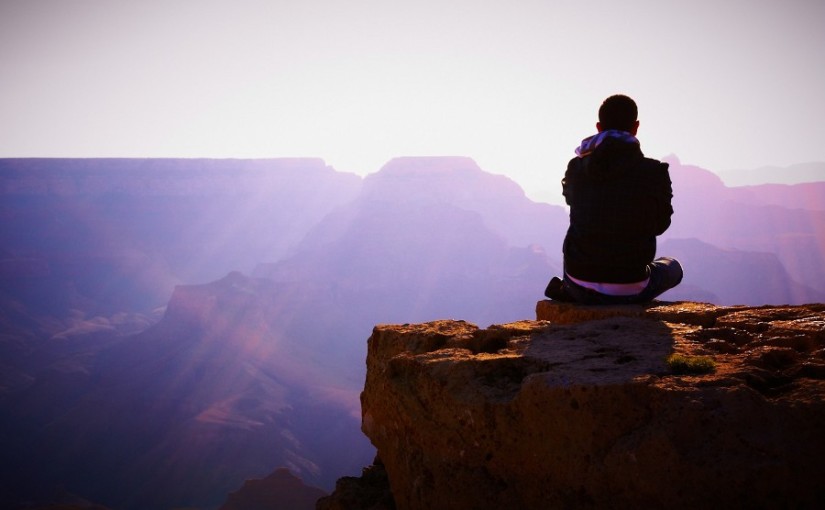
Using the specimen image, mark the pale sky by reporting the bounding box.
[2,0,824,203]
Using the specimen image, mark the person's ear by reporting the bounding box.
[630,120,639,135]
[596,122,603,133]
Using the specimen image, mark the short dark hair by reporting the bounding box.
[598,95,638,132]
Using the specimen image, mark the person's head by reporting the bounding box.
[597,94,639,134]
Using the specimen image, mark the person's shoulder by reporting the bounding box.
[638,157,672,188]
[641,156,669,172]
[565,156,582,173]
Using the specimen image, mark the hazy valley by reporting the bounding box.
[1,156,823,509]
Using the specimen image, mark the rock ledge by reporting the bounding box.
[334,301,825,510]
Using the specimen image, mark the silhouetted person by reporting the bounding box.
[546,94,683,304]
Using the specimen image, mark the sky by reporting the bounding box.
[1,0,824,203]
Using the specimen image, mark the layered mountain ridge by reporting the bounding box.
[1,156,823,509]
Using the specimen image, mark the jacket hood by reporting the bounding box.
[582,136,645,178]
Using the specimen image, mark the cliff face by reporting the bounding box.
[353,301,825,510]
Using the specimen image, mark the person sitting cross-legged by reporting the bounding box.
[545,94,683,305]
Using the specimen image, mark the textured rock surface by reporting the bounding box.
[315,458,395,510]
[354,301,825,510]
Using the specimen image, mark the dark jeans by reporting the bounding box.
[559,257,684,305]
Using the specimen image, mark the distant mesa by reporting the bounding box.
[716,161,825,186]
[378,155,482,173]
[219,468,327,510]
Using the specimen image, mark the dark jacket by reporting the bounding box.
[562,136,673,283]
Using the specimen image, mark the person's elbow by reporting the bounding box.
[653,217,671,236]
[652,207,673,235]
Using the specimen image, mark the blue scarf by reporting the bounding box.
[575,130,639,157]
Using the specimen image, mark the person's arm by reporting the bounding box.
[650,162,673,236]
[562,158,577,206]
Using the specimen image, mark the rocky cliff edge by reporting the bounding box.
[321,301,825,509]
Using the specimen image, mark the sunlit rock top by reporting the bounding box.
[345,301,825,510]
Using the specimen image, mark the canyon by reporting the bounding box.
[1,157,823,509]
